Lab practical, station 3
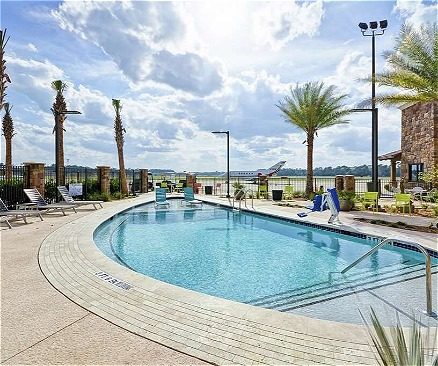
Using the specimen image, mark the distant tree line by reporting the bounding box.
[278,164,399,177]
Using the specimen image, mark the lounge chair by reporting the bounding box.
[410,186,425,202]
[160,181,169,192]
[182,187,202,207]
[155,188,170,208]
[283,185,294,200]
[0,198,43,229]
[23,188,77,215]
[57,186,103,210]
[360,192,379,212]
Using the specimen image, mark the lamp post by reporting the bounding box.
[357,19,387,192]
[212,130,230,198]
[51,108,81,198]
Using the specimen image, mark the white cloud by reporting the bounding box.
[393,0,438,26]
[252,0,324,50]
[51,1,223,96]
[26,43,38,52]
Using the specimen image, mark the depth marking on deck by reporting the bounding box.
[95,271,132,290]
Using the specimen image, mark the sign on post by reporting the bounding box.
[69,183,83,197]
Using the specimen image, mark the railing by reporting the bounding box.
[232,188,255,210]
[341,238,435,316]
[0,165,27,208]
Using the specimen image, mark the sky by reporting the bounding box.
[1,0,437,172]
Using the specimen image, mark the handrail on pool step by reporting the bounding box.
[341,237,436,317]
[232,188,254,210]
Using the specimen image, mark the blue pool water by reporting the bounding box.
[94,200,438,324]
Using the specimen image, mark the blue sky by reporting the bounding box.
[1,0,437,171]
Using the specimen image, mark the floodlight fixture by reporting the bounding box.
[358,22,368,30]
[380,20,388,29]
[370,21,378,29]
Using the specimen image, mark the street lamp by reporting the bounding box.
[51,108,81,198]
[357,19,387,192]
[211,130,230,198]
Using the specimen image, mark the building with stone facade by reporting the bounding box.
[379,101,437,187]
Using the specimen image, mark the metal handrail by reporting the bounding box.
[341,238,435,316]
[231,188,255,210]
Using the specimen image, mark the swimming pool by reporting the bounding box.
[94,200,438,325]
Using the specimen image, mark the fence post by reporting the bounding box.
[96,166,110,195]
[24,162,45,197]
[84,168,88,200]
[132,169,135,195]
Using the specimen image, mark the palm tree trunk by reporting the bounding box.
[117,146,128,195]
[5,137,11,180]
[55,115,65,187]
[306,133,314,197]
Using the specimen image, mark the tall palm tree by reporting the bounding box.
[0,29,11,112]
[2,103,14,179]
[51,80,67,187]
[277,82,350,196]
[112,99,128,196]
[374,23,438,105]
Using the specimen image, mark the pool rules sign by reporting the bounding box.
[69,183,83,197]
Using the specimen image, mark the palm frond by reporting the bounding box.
[51,80,66,93]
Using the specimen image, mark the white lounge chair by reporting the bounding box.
[57,186,103,210]
[0,198,43,229]
[24,188,77,215]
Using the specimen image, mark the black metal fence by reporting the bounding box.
[0,165,27,208]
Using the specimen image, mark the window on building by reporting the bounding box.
[408,163,424,181]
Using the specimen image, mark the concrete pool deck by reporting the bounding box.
[2,193,437,365]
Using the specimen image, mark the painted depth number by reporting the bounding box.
[95,271,132,290]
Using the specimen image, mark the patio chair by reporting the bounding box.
[174,182,184,193]
[411,186,425,202]
[283,185,294,200]
[392,193,412,215]
[23,188,77,216]
[0,198,43,229]
[160,181,169,192]
[258,185,268,199]
[57,186,103,210]
[182,187,202,207]
[155,188,170,209]
[360,192,379,212]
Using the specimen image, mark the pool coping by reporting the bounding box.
[38,194,434,365]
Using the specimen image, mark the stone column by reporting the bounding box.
[186,174,196,188]
[335,175,344,192]
[24,162,45,197]
[344,175,355,193]
[140,169,149,193]
[97,166,110,195]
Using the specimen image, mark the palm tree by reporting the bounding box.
[51,80,67,187]
[112,99,128,196]
[0,29,11,112]
[2,103,14,179]
[277,82,350,196]
[374,23,437,105]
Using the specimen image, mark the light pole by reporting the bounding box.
[51,108,81,197]
[357,19,387,192]
[212,130,230,198]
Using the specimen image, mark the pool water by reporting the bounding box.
[94,200,438,324]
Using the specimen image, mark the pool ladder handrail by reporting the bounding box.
[341,237,435,317]
[232,188,254,210]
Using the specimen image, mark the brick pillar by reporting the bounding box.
[344,175,355,193]
[24,162,45,197]
[140,169,149,193]
[335,175,344,192]
[97,166,110,195]
[186,174,196,188]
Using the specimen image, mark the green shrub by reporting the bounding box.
[45,179,57,202]
[110,178,120,194]
[112,192,124,200]
[292,191,305,198]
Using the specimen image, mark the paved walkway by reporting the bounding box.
[1,200,206,365]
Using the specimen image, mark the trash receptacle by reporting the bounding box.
[272,189,283,201]
[205,186,213,195]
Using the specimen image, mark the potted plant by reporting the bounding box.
[338,191,356,211]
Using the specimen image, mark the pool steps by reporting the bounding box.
[247,262,437,312]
